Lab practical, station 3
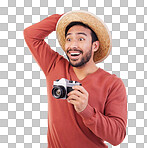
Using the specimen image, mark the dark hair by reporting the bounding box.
[65,21,98,43]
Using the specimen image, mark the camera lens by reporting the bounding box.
[52,86,66,99]
[55,89,61,96]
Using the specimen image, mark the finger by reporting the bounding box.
[67,94,79,101]
[67,99,79,106]
[72,85,88,95]
[68,90,82,97]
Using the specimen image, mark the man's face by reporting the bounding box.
[65,25,94,67]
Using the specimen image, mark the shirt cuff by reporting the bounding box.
[78,104,96,120]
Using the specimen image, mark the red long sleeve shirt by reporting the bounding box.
[24,14,127,148]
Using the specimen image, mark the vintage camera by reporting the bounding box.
[52,78,82,99]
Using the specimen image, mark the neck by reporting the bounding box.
[72,60,99,80]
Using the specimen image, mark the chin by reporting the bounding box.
[69,60,86,68]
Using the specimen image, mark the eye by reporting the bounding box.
[66,38,71,41]
[79,38,84,41]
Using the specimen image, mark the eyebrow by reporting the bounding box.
[65,32,87,37]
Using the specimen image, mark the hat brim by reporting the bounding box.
[56,10,112,63]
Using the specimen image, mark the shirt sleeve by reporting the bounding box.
[23,14,63,76]
[78,76,127,146]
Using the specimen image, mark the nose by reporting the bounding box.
[69,40,78,49]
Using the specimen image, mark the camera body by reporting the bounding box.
[52,78,82,99]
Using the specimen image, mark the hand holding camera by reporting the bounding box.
[52,78,89,112]
[67,85,89,113]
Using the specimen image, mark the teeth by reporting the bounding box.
[71,53,80,56]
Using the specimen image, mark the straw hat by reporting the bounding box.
[56,10,112,63]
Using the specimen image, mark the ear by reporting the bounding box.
[92,41,99,52]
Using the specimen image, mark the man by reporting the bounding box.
[24,10,127,148]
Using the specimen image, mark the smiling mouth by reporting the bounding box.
[67,49,82,55]
[67,50,82,60]
[70,52,80,56]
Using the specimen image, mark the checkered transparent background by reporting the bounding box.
[0,0,147,148]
